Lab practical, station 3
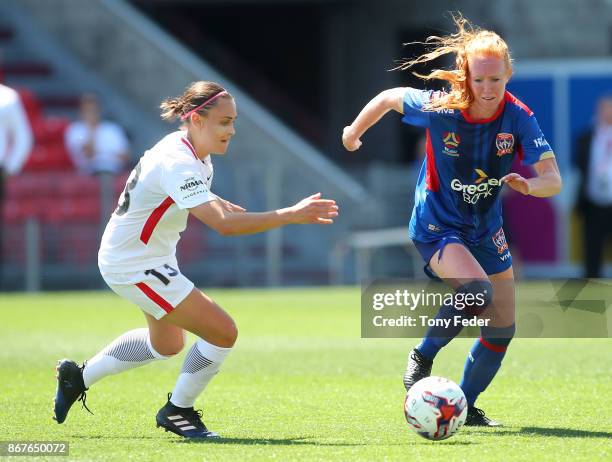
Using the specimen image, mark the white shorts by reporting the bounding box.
[102,263,194,320]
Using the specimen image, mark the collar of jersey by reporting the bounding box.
[181,135,213,168]
[461,92,508,124]
[180,136,199,160]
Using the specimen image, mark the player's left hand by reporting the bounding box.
[501,173,531,195]
[289,192,339,225]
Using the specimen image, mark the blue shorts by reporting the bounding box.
[413,227,513,277]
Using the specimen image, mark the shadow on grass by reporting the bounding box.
[520,427,612,438]
[69,435,166,440]
[407,441,476,446]
[177,437,478,447]
[66,434,478,446]
[468,427,612,439]
[176,437,360,447]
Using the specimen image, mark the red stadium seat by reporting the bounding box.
[4,173,103,224]
[55,224,100,266]
[114,173,130,194]
[4,62,52,78]
[34,117,70,145]
[57,175,100,198]
[176,216,207,264]
[22,143,74,172]
[39,197,64,224]
[16,88,43,122]
[15,88,75,172]
[2,198,38,224]
[2,223,30,265]
[71,197,101,223]
[39,196,100,224]
[5,175,40,199]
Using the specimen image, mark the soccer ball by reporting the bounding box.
[404,376,467,440]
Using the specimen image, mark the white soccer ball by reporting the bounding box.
[404,376,467,440]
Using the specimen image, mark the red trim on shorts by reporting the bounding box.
[181,137,198,159]
[135,282,174,314]
[425,128,440,192]
[140,197,175,244]
[479,337,507,353]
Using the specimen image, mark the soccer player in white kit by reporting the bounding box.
[53,81,339,438]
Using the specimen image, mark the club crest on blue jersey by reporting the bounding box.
[442,132,461,157]
[492,228,509,254]
[495,133,514,157]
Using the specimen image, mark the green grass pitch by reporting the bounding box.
[1,287,610,461]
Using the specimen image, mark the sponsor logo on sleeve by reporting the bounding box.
[533,136,549,149]
[495,133,514,157]
[179,176,207,200]
[430,91,454,114]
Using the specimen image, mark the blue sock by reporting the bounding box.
[416,304,463,359]
[460,324,515,406]
[416,280,493,360]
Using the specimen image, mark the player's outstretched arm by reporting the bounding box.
[211,194,247,213]
[501,157,562,197]
[189,193,338,236]
[342,87,406,152]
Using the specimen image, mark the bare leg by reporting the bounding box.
[160,288,237,408]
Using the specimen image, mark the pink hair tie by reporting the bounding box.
[180,90,228,121]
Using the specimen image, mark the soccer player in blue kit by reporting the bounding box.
[342,15,562,426]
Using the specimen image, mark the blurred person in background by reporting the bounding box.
[574,94,612,278]
[53,81,338,438]
[65,93,129,175]
[343,14,561,426]
[0,82,33,286]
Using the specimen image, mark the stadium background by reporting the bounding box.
[0,2,611,461]
[1,0,611,291]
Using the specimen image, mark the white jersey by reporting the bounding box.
[98,131,215,274]
[0,84,33,175]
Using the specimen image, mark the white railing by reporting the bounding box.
[330,227,423,285]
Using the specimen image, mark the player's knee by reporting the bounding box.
[167,337,186,356]
[154,339,185,357]
[457,279,493,316]
[214,318,238,348]
[224,319,239,347]
[151,331,185,357]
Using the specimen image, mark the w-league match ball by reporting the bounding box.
[404,376,468,440]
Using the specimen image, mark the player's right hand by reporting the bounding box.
[342,126,362,151]
[289,193,339,225]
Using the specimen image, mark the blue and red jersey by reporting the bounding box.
[402,88,555,245]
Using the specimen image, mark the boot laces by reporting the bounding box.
[78,362,93,415]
